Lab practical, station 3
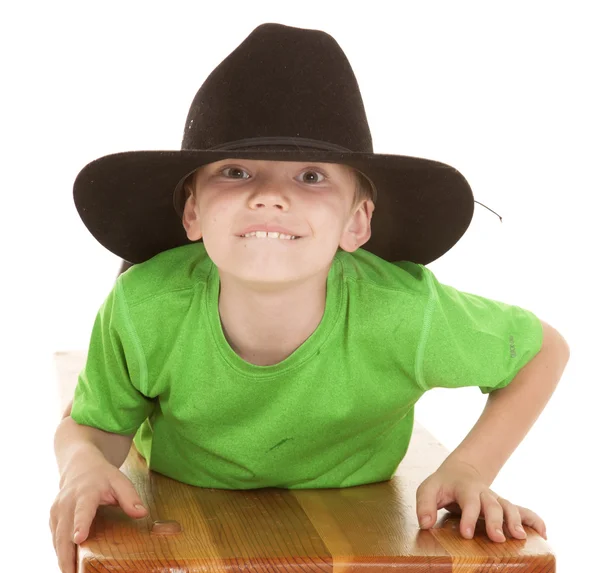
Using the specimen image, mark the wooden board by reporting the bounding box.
[54,351,555,572]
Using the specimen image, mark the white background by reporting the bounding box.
[1,1,597,570]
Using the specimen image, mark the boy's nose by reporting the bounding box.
[248,184,290,210]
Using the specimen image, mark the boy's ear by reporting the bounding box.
[339,199,375,253]
[182,194,203,241]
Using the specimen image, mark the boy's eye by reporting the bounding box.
[221,167,250,179]
[299,170,325,184]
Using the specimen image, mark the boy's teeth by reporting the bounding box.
[242,231,297,240]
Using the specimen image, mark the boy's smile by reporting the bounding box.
[238,232,300,241]
[237,223,303,240]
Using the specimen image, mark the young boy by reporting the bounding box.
[50,22,570,573]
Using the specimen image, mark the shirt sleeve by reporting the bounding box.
[416,266,544,394]
[70,277,156,435]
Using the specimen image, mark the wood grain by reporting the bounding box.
[54,351,555,572]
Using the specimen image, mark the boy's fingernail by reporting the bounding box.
[496,528,505,539]
[135,504,146,511]
[465,527,473,538]
[73,530,79,543]
[420,516,431,527]
[516,525,526,536]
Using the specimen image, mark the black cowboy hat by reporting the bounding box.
[74,23,494,266]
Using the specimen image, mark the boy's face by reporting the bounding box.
[182,159,374,286]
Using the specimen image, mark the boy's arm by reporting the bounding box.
[55,398,135,484]
[440,320,570,485]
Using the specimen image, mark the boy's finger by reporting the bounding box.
[480,493,505,542]
[72,496,100,544]
[415,482,439,529]
[523,515,547,539]
[496,498,526,539]
[457,495,481,539]
[56,528,77,573]
[111,475,148,518]
[518,508,546,538]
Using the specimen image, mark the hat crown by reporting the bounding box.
[181,23,373,153]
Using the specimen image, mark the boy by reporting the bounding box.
[50,22,570,573]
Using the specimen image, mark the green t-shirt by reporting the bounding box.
[71,243,543,490]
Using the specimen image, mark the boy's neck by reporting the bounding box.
[217,268,329,366]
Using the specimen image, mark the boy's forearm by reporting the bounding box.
[441,321,570,485]
[54,416,134,483]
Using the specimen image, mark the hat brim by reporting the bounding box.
[73,149,474,265]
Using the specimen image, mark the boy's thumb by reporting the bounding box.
[113,481,148,518]
[121,501,148,519]
[415,482,439,530]
[133,503,148,515]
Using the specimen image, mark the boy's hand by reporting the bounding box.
[415,459,547,542]
[49,456,148,573]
